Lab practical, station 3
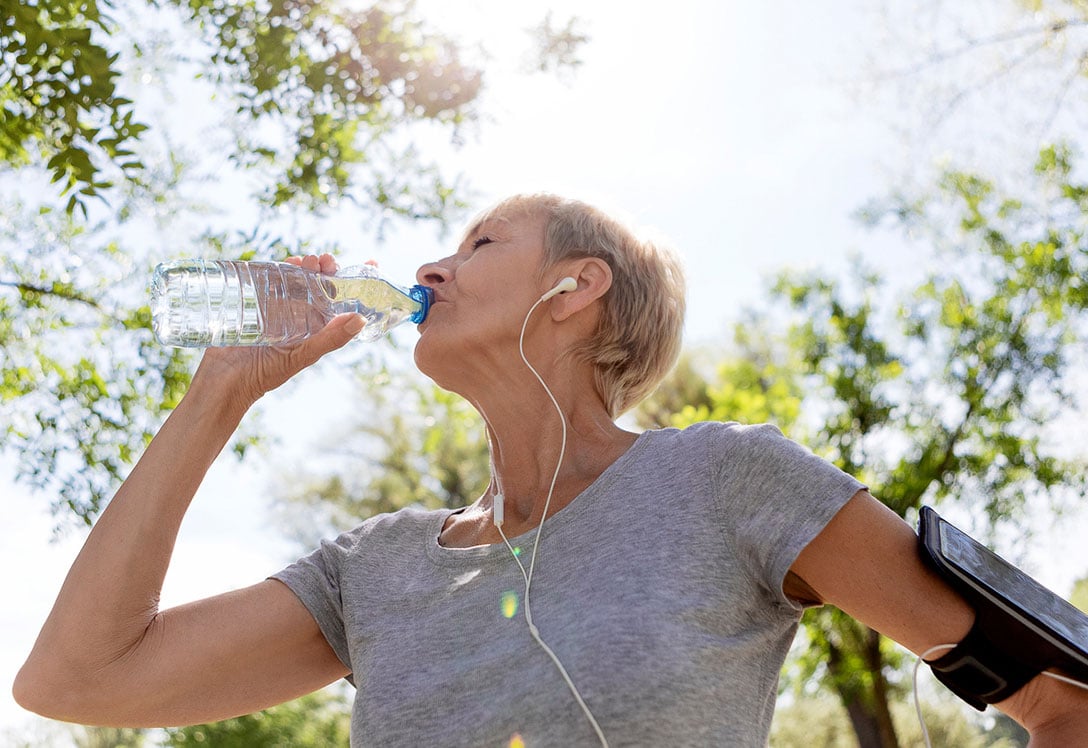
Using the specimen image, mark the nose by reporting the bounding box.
[416,257,453,289]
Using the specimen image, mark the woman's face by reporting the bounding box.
[413,207,552,381]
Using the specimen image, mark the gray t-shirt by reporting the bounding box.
[273,422,864,747]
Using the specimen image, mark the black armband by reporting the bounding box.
[918,506,1088,712]
[927,618,1041,711]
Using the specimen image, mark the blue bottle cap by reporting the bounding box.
[409,285,433,323]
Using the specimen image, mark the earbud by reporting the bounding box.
[539,276,577,302]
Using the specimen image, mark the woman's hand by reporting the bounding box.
[193,253,365,406]
[994,670,1088,745]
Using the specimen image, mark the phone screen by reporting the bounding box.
[939,520,1088,653]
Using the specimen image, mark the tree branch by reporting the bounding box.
[0,279,104,311]
[875,17,1088,82]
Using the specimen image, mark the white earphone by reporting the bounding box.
[539,276,577,301]
[492,277,575,533]
[489,271,609,747]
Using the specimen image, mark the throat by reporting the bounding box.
[437,430,641,549]
[438,509,506,549]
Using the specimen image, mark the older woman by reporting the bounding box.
[14,194,1088,745]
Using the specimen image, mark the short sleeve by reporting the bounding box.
[270,528,361,675]
[710,423,866,607]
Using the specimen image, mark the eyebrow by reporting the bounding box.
[462,215,504,244]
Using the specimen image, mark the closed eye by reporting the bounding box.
[471,235,494,250]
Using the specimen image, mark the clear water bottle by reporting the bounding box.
[149,259,433,347]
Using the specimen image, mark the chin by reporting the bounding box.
[413,331,450,383]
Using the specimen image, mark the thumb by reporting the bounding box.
[291,313,365,366]
[322,312,366,349]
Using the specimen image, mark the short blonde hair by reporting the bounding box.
[469,194,686,416]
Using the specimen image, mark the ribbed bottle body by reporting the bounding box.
[150,260,430,347]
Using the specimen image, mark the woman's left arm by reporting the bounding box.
[789,490,1088,744]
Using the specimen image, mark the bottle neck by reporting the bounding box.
[409,285,433,323]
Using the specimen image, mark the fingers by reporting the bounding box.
[284,253,339,274]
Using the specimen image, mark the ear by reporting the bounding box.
[549,257,612,322]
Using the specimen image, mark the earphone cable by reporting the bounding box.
[913,642,1088,748]
[491,291,609,748]
[913,643,956,748]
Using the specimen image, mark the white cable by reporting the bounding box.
[913,643,1088,748]
[492,292,610,748]
[1042,670,1088,691]
[913,643,957,748]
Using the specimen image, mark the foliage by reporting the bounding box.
[274,365,489,545]
[0,0,482,219]
[72,726,148,748]
[636,328,804,432]
[163,0,481,218]
[0,200,194,524]
[524,11,589,79]
[163,688,351,747]
[0,0,146,215]
[862,0,1088,166]
[637,144,1088,747]
[1072,575,1088,612]
[768,695,1019,748]
[0,0,492,526]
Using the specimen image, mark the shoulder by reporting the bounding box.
[645,419,777,442]
[316,505,448,558]
[643,420,793,464]
[641,421,857,502]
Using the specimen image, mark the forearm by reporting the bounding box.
[17,365,254,692]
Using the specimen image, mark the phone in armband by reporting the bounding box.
[917,505,1088,710]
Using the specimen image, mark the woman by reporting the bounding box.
[15,194,1088,745]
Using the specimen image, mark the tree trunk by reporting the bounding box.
[827,627,900,748]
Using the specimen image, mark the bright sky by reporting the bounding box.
[4,0,1087,741]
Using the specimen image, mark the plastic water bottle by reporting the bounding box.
[149,259,433,347]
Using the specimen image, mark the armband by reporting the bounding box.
[917,506,1088,711]
[926,618,1041,711]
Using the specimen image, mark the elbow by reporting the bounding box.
[13,657,76,722]
[12,661,49,718]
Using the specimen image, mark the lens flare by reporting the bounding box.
[501,590,519,619]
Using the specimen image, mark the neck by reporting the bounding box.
[475,380,634,532]
[437,355,637,548]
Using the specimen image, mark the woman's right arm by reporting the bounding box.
[13,255,359,727]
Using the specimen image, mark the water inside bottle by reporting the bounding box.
[323,275,418,342]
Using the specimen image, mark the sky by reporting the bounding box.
[4,0,1088,741]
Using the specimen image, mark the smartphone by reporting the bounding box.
[918,506,1088,683]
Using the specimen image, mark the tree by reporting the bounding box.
[861,0,1088,166]
[0,0,586,527]
[637,144,1088,747]
[768,694,1018,748]
[274,363,489,547]
[163,687,352,747]
[0,0,481,218]
[0,0,146,215]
